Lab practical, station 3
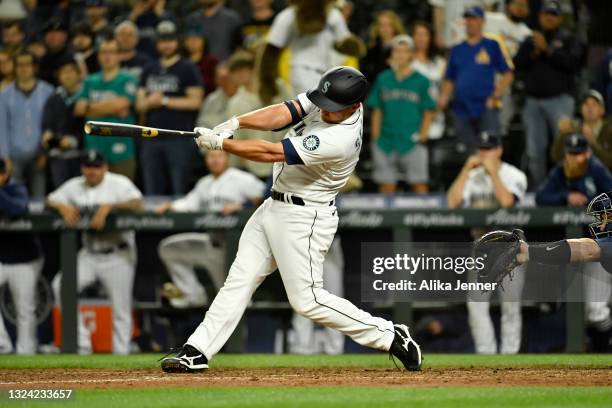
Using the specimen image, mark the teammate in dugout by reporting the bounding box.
[155,150,265,309]
[48,150,144,355]
[160,66,422,372]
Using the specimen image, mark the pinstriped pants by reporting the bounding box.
[187,198,395,359]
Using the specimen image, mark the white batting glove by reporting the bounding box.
[212,116,240,136]
[194,127,224,151]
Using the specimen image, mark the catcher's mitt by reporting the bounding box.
[473,229,525,289]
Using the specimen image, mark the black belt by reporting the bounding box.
[271,190,333,207]
[89,242,129,255]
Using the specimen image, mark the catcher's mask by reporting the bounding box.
[587,192,612,239]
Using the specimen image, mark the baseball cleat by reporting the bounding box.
[160,344,208,373]
[389,324,422,371]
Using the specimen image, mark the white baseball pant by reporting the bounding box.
[53,247,136,354]
[187,198,395,358]
[289,237,345,354]
[583,262,612,327]
[467,265,525,354]
[158,233,226,304]
[0,258,43,354]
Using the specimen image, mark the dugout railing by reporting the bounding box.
[0,207,591,353]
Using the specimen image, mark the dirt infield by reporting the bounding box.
[1,367,611,389]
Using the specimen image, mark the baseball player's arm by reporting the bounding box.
[222,139,285,163]
[517,238,602,265]
[447,156,479,208]
[47,198,81,226]
[235,101,302,131]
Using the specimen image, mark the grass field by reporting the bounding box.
[1,354,611,408]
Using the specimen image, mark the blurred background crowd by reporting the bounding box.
[1,0,612,356]
[0,0,609,196]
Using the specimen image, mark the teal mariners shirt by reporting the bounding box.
[366,68,435,155]
[77,70,137,163]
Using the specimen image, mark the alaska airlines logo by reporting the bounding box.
[322,81,331,94]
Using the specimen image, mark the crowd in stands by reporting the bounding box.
[1,0,612,355]
[0,0,610,199]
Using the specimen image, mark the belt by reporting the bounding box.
[88,242,129,255]
[271,190,334,207]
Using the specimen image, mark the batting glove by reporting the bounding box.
[194,127,231,151]
[212,116,240,136]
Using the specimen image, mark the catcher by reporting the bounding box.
[474,191,612,287]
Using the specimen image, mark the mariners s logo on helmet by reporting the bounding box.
[303,135,320,151]
[322,81,331,94]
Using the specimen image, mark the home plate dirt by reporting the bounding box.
[1,367,611,389]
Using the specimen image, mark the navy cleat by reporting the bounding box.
[389,324,422,371]
[160,344,208,373]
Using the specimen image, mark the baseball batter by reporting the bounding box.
[161,66,421,372]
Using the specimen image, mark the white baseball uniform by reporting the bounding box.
[186,93,396,358]
[463,161,528,354]
[158,168,265,306]
[49,172,142,355]
[267,6,351,93]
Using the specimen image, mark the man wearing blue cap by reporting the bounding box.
[439,6,514,151]
[515,0,584,184]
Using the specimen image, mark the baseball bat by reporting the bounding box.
[84,121,198,138]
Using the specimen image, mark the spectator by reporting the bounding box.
[411,20,446,142]
[127,0,175,59]
[72,23,100,76]
[25,39,46,61]
[39,19,73,86]
[595,49,612,115]
[1,20,24,55]
[240,0,276,50]
[514,0,584,184]
[0,51,54,198]
[41,58,84,188]
[48,150,144,355]
[226,51,291,179]
[74,38,138,180]
[196,63,238,129]
[115,20,152,80]
[155,150,265,308]
[552,90,612,170]
[0,48,15,91]
[484,0,531,58]
[136,21,203,195]
[429,0,497,50]
[535,133,612,206]
[84,0,111,40]
[482,0,532,132]
[0,157,43,355]
[185,0,242,61]
[367,35,436,194]
[260,0,362,102]
[361,10,405,83]
[447,132,527,354]
[182,25,218,97]
[438,7,514,151]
